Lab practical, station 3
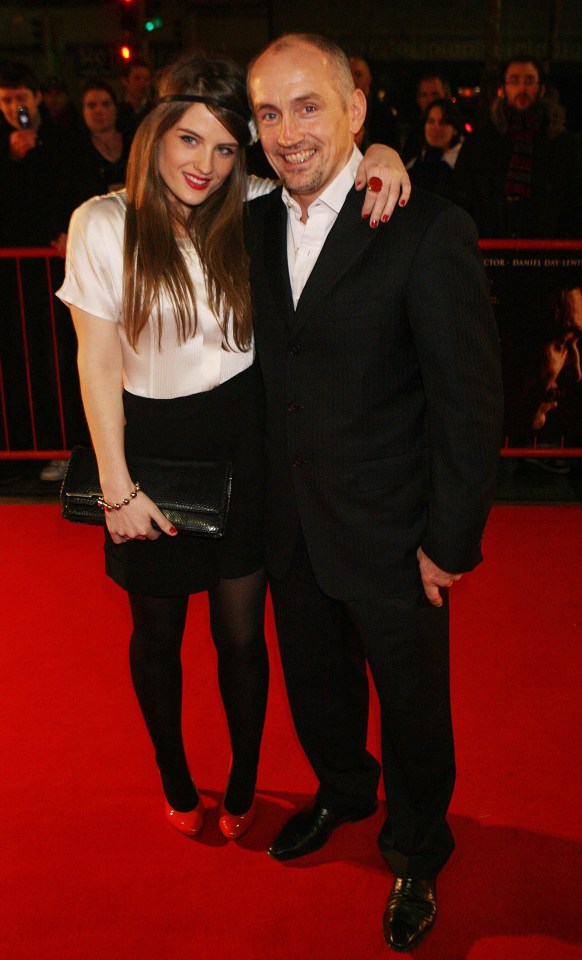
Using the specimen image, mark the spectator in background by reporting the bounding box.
[116,58,153,145]
[450,56,582,239]
[348,55,399,150]
[401,73,451,163]
[75,80,129,200]
[406,98,465,197]
[0,61,86,481]
[41,76,82,132]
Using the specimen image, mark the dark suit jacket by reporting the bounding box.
[246,184,503,599]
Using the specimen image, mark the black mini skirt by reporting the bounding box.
[104,363,265,596]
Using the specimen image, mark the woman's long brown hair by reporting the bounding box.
[122,57,252,352]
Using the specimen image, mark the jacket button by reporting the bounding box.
[292,457,305,467]
[288,400,301,412]
[289,344,300,355]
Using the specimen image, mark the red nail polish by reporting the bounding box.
[381,214,389,223]
[169,526,177,535]
[371,219,378,228]
[399,199,407,207]
[362,213,369,220]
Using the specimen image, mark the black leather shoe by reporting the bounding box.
[383,877,437,952]
[268,799,377,861]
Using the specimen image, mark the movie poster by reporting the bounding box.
[483,247,582,449]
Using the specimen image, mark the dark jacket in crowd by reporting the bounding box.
[73,129,130,203]
[450,96,582,238]
[0,111,78,247]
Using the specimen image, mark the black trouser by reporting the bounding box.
[269,530,455,879]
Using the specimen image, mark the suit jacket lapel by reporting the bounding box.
[260,191,295,327]
[292,186,378,335]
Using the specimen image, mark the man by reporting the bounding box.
[117,58,153,145]
[348,55,399,150]
[247,34,503,953]
[451,56,581,238]
[0,62,83,479]
[401,73,451,162]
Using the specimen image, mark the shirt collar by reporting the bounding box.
[282,144,363,219]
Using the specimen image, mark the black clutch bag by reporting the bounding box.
[60,445,232,538]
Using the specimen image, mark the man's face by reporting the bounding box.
[124,66,151,101]
[250,41,365,213]
[43,87,68,115]
[529,289,582,430]
[502,62,544,112]
[349,57,372,97]
[416,77,447,112]
[0,85,41,130]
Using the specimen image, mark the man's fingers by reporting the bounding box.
[423,582,443,607]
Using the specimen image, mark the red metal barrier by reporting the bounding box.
[1,242,581,460]
[0,247,70,459]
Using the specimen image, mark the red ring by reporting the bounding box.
[368,176,383,192]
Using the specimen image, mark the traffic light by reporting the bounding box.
[144,16,163,32]
[144,1,163,33]
[117,0,140,63]
[119,0,140,34]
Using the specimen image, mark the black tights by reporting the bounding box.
[128,568,268,814]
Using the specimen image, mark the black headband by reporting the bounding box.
[157,93,249,123]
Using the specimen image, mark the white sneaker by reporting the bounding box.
[39,458,68,481]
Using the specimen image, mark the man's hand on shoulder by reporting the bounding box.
[417,547,462,607]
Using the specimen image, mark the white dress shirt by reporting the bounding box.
[282,146,363,307]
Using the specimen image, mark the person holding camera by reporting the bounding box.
[0,61,85,479]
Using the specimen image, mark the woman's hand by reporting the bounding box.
[104,490,178,545]
[356,145,411,226]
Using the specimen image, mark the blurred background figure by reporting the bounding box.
[116,57,153,145]
[348,55,399,150]
[405,98,465,196]
[401,72,451,162]
[451,56,581,239]
[0,61,86,482]
[41,76,82,132]
[75,79,129,200]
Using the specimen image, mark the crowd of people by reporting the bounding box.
[0,38,580,955]
[0,58,156,481]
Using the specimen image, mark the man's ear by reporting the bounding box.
[539,83,546,99]
[497,85,505,99]
[349,87,367,136]
[34,90,42,107]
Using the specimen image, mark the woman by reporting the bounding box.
[58,57,409,841]
[406,98,465,197]
[76,80,129,198]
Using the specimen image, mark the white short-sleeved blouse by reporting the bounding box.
[57,176,275,400]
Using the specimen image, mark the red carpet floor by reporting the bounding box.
[1,504,581,960]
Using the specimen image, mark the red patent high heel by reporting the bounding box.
[218,799,257,840]
[165,797,205,837]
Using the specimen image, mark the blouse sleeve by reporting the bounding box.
[56,193,126,322]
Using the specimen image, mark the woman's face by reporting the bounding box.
[158,102,239,219]
[83,89,117,133]
[424,106,456,150]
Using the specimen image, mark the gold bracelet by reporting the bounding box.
[97,481,141,512]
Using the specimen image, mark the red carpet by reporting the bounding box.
[1,505,581,960]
